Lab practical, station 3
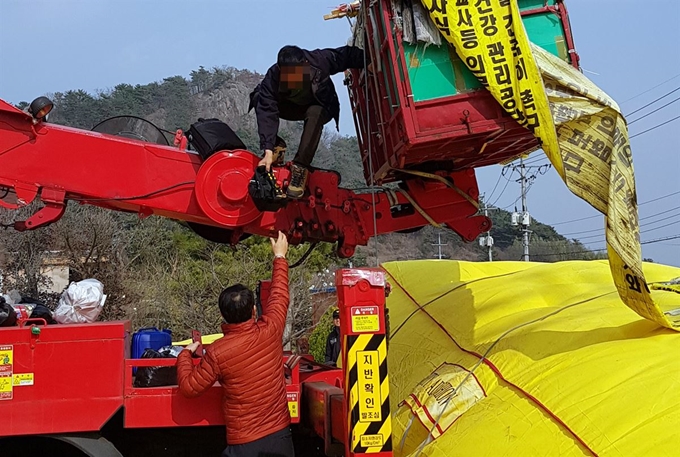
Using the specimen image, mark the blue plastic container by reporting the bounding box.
[131,327,172,373]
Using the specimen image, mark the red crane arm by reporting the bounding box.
[0,99,490,257]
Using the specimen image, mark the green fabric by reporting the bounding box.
[405,3,568,102]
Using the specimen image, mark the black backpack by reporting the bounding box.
[248,167,287,212]
[0,299,17,328]
[187,118,246,161]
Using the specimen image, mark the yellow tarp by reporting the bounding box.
[174,333,223,346]
[419,1,680,329]
[384,260,680,457]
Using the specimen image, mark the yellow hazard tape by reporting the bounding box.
[346,333,392,454]
[420,0,679,329]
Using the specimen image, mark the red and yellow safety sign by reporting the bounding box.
[287,391,299,419]
[351,306,380,333]
[0,345,13,400]
[420,0,679,330]
[346,334,391,454]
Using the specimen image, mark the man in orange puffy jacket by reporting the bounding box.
[177,231,294,457]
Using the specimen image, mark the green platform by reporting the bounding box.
[403,0,569,102]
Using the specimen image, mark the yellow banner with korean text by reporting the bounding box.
[420,0,679,328]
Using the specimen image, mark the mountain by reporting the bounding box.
[17,64,600,262]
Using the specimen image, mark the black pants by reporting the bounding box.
[279,104,332,168]
[221,427,295,457]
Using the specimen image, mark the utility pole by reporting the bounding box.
[485,204,493,261]
[432,231,447,259]
[507,157,549,261]
[519,158,530,261]
[479,201,494,261]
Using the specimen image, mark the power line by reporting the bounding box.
[547,191,680,226]
[489,167,515,207]
[522,155,550,166]
[530,234,680,259]
[630,114,680,139]
[626,86,680,117]
[502,195,522,211]
[549,213,601,226]
[640,219,680,234]
[502,178,538,210]
[485,166,508,204]
[531,248,606,259]
[560,206,680,237]
[640,209,680,227]
[568,217,680,243]
[640,191,680,206]
[628,96,680,125]
[621,74,680,104]
[490,162,549,209]
[564,217,680,244]
[642,234,680,245]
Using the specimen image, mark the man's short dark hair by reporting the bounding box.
[219,284,254,324]
[277,45,306,67]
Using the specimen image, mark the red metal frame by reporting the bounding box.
[0,99,490,257]
[0,319,341,435]
[347,0,580,184]
[336,268,392,457]
[0,3,584,454]
[0,253,388,451]
[523,1,581,69]
[0,321,129,436]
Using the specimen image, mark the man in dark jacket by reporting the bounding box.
[324,309,341,366]
[249,45,365,199]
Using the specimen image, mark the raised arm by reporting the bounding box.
[260,231,290,333]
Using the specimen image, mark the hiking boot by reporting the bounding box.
[287,164,309,199]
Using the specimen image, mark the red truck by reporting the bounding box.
[0,2,579,455]
[0,270,390,457]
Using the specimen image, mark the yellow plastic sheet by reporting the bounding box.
[174,333,223,346]
[384,259,680,457]
[419,0,680,329]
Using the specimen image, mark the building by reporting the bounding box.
[310,286,337,325]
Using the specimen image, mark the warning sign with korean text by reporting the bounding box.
[357,350,382,422]
[351,306,380,333]
[12,373,34,387]
[287,392,299,419]
[0,345,13,400]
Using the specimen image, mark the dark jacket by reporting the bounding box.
[324,325,341,366]
[249,46,366,152]
[177,258,290,445]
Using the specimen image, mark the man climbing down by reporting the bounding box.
[249,44,366,199]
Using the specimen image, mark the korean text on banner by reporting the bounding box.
[419,0,679,329]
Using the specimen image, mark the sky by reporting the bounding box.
[1,0,679,266]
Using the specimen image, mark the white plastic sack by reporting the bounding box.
[394,0,443,45]
[55,279,107,324]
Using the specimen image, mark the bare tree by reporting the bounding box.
[0,204,57,300]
